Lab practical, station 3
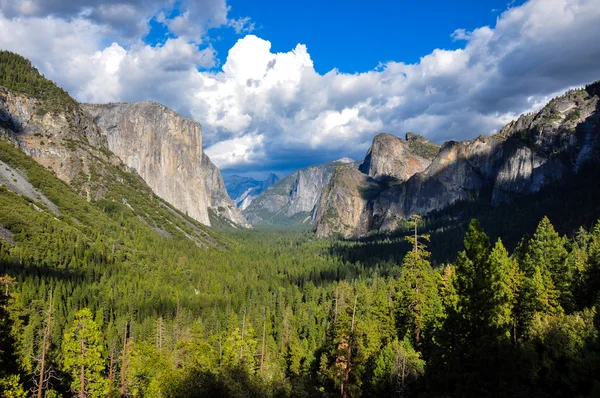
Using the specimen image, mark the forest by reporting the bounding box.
[1,133,600,397]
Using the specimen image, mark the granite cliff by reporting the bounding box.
[316,82,600,238]
[243,158,355,226]
[82,102,248,228]
[0,51,225,247]
[0,51,247,230]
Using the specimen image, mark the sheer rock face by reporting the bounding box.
[0,86,120,201]
[314,166,375,238]
[201,152,250,227]
[243,158,355,226]
[315,82,600,238]
[82,102,247,227]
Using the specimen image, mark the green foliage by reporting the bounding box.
[1,128,600,395]
[406,138,440,160]
[0,375,27,398]
[371,338,424,396]
[396,232,441,349]
[62,308,109,397]
[0,50,77,115]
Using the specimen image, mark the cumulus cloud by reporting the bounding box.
[1,0,599,174]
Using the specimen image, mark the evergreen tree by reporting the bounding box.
[396,215,441,350]
[62,308,109,398]
[371,337,424,397]
[453,219,492,341]
[0,275,17,377]
[524,217,570,311]
[488,239,517,340]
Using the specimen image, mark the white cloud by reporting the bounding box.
[204,133,265,169]
[1,0,599,173]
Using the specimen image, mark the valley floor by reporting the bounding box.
[2,216,600,397]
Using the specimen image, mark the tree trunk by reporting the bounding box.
[79,339,86,398]
[38,293,53,398]
[120,322,128,396]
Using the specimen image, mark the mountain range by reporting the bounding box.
[230,82,600,238]
[241,158,356,226]
[2,50,600,243]
[314,83,600,238]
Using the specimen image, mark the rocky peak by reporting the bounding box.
[243,160,352,226]
[262,173,280,188]
[359,133,435,182]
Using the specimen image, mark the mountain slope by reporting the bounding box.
[0,51,246,229]
[243,158,355,226]
[315,82,600,238]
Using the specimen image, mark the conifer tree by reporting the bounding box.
[62,308,108,398]
[524,217,570,311]
[488,239,517,340]
[453,219,492,341]
[396,215,441,350]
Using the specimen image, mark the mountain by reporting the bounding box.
[243,158,355,226]
[358,132,440,182]
[224,173,280,210]
[0,51,225,249]
[316,82,600,238]
[82,102,249,228]
[0,50,246,231]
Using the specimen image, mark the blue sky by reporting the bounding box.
[0,0,599,179]
[208,0,525,74]
[144,0,526,75]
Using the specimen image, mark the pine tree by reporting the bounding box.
[488,239,517,340]
[453,219,492,341]
[62,308,109,398]
[396,215,441,350]
[524,217,570,311]
[0,275,17,377]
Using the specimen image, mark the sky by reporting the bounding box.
[0,0,599,179]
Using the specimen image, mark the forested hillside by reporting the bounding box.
[2,125,600,396]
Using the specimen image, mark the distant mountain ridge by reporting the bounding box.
[224,173,280,210]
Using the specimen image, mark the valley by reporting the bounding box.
[1,50,600,398]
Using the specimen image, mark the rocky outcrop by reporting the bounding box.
[83,102,248,227]
[359,133,436,182]
[315,81,600,238]
[243,158,354,226]
[314,166,378,238]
